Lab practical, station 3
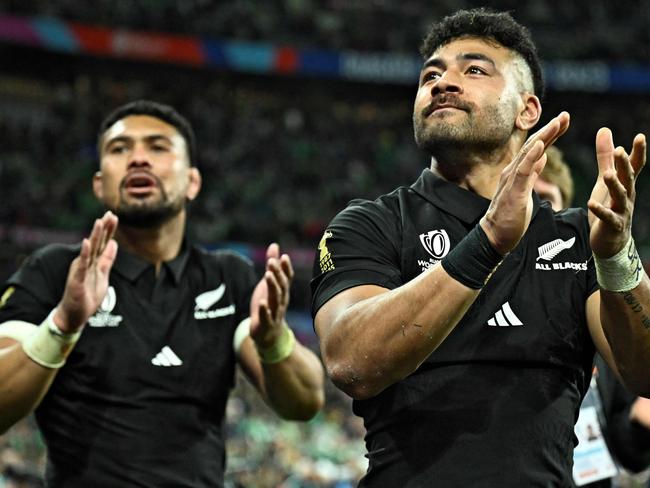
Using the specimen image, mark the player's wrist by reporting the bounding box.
[594,235,643,292]
[441,223,505,289]
[255,322,295,364]
[53,303,88,334]
[22,308,82,369]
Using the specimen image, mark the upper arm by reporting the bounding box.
[586,289,621,380]
[314,284,389,344]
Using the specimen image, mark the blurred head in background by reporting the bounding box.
[535,145,574,211]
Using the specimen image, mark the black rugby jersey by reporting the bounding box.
[311,169,599,487]
[0,242,256,488]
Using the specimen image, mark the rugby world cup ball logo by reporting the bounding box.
[419,229,451,260]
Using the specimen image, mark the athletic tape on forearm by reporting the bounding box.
[22,309,81,369]
[594,236,644,292]
[255,323,296,364]
[441,224,504,289]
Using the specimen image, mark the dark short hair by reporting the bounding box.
[420,8,544,99]
[98,100,197,165]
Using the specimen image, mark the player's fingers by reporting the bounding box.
[523,112,569,152]
[602,169,629,213]
[595,128,615,175]
[614,147,635,196]
[587,199,624,230]
[99,211,118,253]
[266,242,280,262]
[264,270,280,312]
[280,254,294,282]
[268,259,290,300]
[629,133,647,178]
[511,140,546,191]
[98,240,118,275]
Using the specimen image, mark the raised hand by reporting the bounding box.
[481,112,571,254]
[54,211,119,333]
[249,243,294,349]
[588,129,646,258]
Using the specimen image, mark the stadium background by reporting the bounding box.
[0,1,649,486]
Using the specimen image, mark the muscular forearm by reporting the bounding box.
[600,276,650,396]
[320,265,479,399]
[263,343,325,420]
[0,340,57,433]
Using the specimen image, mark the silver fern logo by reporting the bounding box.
[194,283,226,311]
[536,237,576,261]
[419,229,451,260]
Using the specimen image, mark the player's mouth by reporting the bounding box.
[424,97,470,118]
[122,172,160,197]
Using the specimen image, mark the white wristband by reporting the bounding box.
[22,309,82,369]
[594,236,644,292]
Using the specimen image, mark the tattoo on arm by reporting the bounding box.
[621,291,650,330]
[627,241,643,282]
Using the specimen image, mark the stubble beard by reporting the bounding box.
[113,187,184,229]
[413,103,515,161]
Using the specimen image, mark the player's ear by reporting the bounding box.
[186,167,201,202]
[516,93,541,131]
[92,171,104,201]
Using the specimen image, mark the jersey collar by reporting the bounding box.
[112,240,190,285]
[411,169,541,225]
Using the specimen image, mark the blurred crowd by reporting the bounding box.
[0,48,423,250]
[2,0,649,62]
[2,44,650,313]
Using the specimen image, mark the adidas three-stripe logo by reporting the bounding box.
[151,346,183,367]
[487,302,523,326]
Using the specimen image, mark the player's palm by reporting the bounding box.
[481,112,570,254]
[587,129,646,257]
[57,212,118,333]
[249,244,293,349]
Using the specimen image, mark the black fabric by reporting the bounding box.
[311,169,599,487]
[441,223,504,289]
[0,243,257,488]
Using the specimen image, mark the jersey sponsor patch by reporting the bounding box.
[318,230,335,273]
[88,286,123,327]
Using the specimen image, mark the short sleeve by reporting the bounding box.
[0,245,73,324]
[220,251,257,326]
[310,198,404,316]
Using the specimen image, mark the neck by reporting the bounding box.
[114,211,186,274]
[430,136,524,199]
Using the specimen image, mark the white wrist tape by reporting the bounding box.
[233,318,251,354]
[22,309,81,369]
[594,236,644,292]
[255,322,295,364]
